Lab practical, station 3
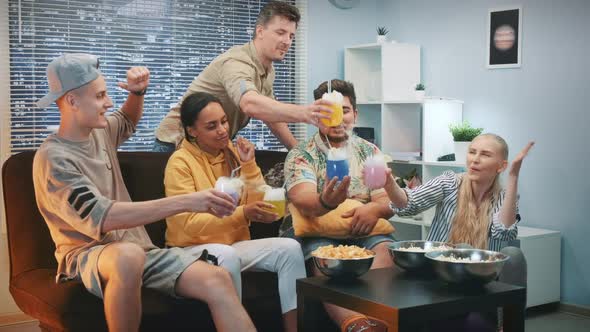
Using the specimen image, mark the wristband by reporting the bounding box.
[319,194,337,211]
[131,87,148,96]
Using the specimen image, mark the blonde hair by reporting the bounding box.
[448,133,508,249]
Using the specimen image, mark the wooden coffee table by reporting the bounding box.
[297,267,526,332]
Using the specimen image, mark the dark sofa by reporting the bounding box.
[2,150,291,332]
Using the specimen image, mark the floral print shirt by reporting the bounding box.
[284,133,386,203]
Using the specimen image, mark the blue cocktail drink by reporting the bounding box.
[327,159,349,181]
[326,147,349,181]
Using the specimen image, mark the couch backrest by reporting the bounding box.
[3,150,288,278]
[240,150,289,239]
[119,150,289,246]
[118,152,172,247]
[2,151,56,279]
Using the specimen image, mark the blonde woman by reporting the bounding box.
[383,134,533,330]
[384,134,534,279]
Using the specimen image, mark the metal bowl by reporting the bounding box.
[388,241,455,271]
[312,252,375,279]
[426,249,510,285]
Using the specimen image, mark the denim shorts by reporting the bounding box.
[152,138,176,152]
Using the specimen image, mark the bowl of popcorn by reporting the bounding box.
[311,245,375,279]
[388,240,455,272]
[425,249,510,285]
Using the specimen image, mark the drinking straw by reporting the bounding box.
[325,80,333,150]
[230,165,242,178]
[324,134,332,150]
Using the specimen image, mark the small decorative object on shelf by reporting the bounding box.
[449,121,483,164]
[415,83,425,100]
[437,153,456,162]
[376,26,389,43]
[395,168,421,189]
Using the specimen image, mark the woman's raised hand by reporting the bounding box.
[509,141,535,177]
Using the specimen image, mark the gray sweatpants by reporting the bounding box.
[191,237,306,314]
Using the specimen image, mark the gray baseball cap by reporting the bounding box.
[36,53,101,108]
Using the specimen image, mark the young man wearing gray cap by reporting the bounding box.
[33,53,256,332]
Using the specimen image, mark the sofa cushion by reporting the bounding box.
[11,268,282,332]
[10,268,218,332]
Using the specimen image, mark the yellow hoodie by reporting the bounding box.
[164,139,266,247]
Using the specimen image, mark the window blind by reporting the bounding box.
[7,0,308,153]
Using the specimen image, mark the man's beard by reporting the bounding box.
[327,130,352,144]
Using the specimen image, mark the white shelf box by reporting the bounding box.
[517,226,561,307]
[381,103,421,157]
[345,43,420,104]
[345,46,382,102]
[422,98,463,162]
[379,99,462,163]
[390,160,466,167]
[354,104,382,147]
[382,43,420,101]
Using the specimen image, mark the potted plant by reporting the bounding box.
[415,83,425,100]
[376,26,389,43]
[448,121,484,163]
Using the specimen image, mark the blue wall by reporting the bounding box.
[306,0,382,135]
[308,0,590,306]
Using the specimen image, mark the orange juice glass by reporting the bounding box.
[321,91,344,127]
[263,187,286,219]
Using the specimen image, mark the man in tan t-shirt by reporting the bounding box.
[33,53,256,332]
[154,1,331,151]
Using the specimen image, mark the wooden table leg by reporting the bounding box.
[503,302,525,332]
[298,291,321,332]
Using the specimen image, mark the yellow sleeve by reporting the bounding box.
[164,155,248,243]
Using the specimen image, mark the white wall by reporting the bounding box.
[377,0,590,307]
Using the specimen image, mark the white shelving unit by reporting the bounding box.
[517,226,561,307]
[345,42,464,239]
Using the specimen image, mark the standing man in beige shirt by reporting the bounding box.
[153,1,331,152]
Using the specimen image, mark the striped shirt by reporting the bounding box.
[395,171,520,252]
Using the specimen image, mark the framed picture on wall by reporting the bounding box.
[487,6,522,69]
